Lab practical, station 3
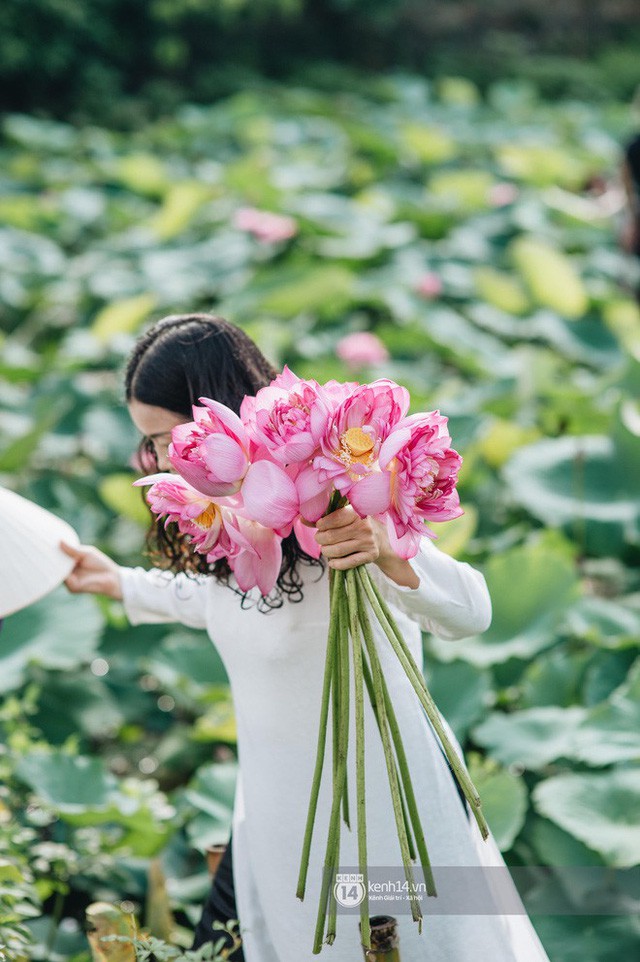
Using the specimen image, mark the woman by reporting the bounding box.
[63,313,551,961]
[621,133,640,268]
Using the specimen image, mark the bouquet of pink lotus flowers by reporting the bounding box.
[134,367,489,953]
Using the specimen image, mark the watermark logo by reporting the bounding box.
[325,865,640,916]
[334,873,366,908]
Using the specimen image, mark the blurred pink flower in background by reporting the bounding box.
[336,332,389,370]
[415,272,443,299]
[488,182,519,207]
[233,206,298,243]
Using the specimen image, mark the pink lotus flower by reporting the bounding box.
[415,272,443,299]
[240,366,326,466]
[351,412,463,558]
[134,369,465,590]
[133,473,232,554]
[221,513,283,595]
[292,515,322,559]
[336,332,389,370]
[294,462,334,523]
[240,459,300,532]
[313,380,409,510]
[488,183,519,207]
[168,398,250,498]
[233,207,298,244]
[322,378,360,403]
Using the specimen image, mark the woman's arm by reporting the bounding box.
[313,508,492,640]
[118,566,211,629]
[61,541,211,630]
[367,535,492,640]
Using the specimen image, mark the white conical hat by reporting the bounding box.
[0,486,80,618]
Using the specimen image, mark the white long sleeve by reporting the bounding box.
[119,538,491,641]
[119,565,213,630]
[366,536,492,640]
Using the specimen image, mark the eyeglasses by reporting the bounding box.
[136,432,178,473]
[137,437,160,473]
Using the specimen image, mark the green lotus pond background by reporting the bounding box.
[1,20,640,961]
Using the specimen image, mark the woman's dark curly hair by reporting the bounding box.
[124,313,326,610]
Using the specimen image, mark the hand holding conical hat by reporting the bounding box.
[0,486,81,617]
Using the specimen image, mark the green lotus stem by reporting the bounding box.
[296,568,341,902]
[325,585,351,946]
[303,548,489,950]
[332,599,340,788]
[313,578,351,952]
[325,826,340,947]
[359,630,417,864]
[378,674,437,898]
[355,576,437,900]
[357,567,489,841]
[341,768,350,828]
[355,575,423,928]
[345,569,371,949]
[361,565,486,834]
[333,587,350,831]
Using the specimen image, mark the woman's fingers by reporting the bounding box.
[64,572,82,592]
[59,540,85,559]
[60,541,89,588]
[315,516,368,543]
[314,504,385,569]
[320,538,369,559]
[64,563,89,591]
[327,552,376,570]
[58,541,123,600]
[315,505,357,530]
[315,506,379,567]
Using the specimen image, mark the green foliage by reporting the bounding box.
[532,767,640,868]
[0,1,638,121]
[428,538,582,666]
[103,918,242,961]
[503,421,640,557]
[1,75,639,961]
[0,821,41,962]
[466,753,528,851]
[85,900,242,961]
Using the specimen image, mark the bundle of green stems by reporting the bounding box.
[296,564,490,954]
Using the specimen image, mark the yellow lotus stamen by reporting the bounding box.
[343,427,374,456]
[194,503,220,529]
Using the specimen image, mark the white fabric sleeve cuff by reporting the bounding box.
[367,537,492,640]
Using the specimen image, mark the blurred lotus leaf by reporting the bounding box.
[510,236,588,318]
[91,294,157,344]
[532,767,640,868]
[428,538,581,666]
[466,752,528,850]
